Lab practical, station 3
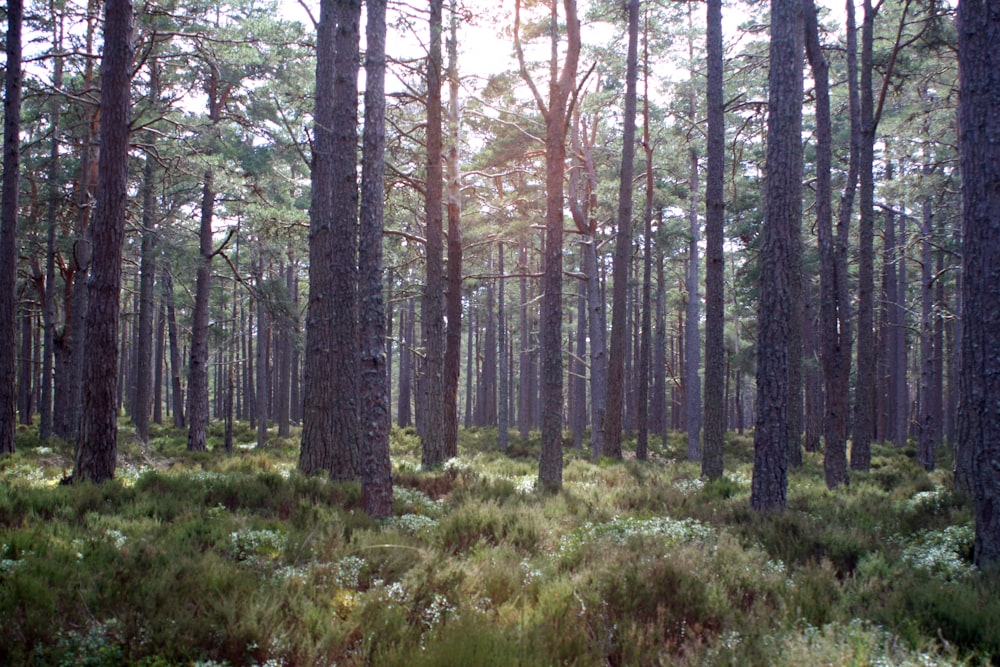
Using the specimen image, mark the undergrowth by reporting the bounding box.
[0,424,993,665]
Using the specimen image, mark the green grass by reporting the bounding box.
[0,423,993,665]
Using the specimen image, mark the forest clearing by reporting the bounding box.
[1,422,996,665]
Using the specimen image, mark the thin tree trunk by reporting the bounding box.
[894,209,908,447]
[134,104,159,444]
[918,190,935,470]
[0,0,23,455]
[39,36,64,443]
[358,0,393,517]
[398,297,413,427]
[256,286,270,448]
[19,306,33,425]
[163,266,185,428]
[443,3,463,459]
[602,0,639,459]
[702,0,725,478]
[499,245,511,449]
[422,0,447,467]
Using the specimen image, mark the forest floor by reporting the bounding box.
[1,421,997,666]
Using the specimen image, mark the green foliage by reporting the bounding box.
[0,424,988,665]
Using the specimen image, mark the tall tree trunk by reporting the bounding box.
[894,210,908,447]
[187,66,224,452]
[153,300,165,425]
[72,0,133,481]
[398,297,413,427]
[702,0,725,478]
[358,0,393,516]
[956,0,1000,567]
[752,0,801,511]
[918,190,936,470]
[499,245,511,449]
[40,34,64,443]
[134,79,160,444]
[0,0,23,455]
[518,236,531,440]
[514,0,580,487]
[300,0,362,479]
[806,0,852,485]
[443,2,463,459]
[422,0,447,467]
[685,147,702,463]
[852,0,880,468]
[19,306,33,425]
[653,252,667,444]
[256,278,270,448]
[570,255,587,450]
[162,267,185,428]
[803,280,823,452]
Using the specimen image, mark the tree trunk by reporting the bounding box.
[398,297,413,427]
[702,0,725,478]
[187,65,225,453]
[752,0,802,511]
[956,0,1000,568]
[421,0,447,467]
[300,0,362,479]
[603,0,639,458]
[851,0,878,468]
[443,3,463,459]
[134,119,159,444]
[40,41,64,443]
[514,0,580,487]
[499,245,511,450]
[256,280,270,448]
[19,307,33,425]
[358,0,393,516]
[894,210,908,448]
[0,0,23,455]
[917,191,936,470]
[72,0,133,482]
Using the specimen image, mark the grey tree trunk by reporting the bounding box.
[751,0,802,511]
[421,0,447,467]
[162,266,185,428]
[134,144,158,444]
[443,4,463,460]
[918,192,936,470]
[684,136,702,462]
[0,0,23,455]
[40,43,64,443]
[702,0,725,479]
[603,0,639,461]
[499,245,511,450]
[300,0,362,479]
[851,0,878,468]
[72,0,133,482]
[956,0,1000,568]
[358,0,393,517]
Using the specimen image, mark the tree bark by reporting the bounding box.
[851,0,878,469]
[72,0,133,482]
[358,0,393,517]
[422,0,447,466]
[917,190,936,470]
[603,0,639,460]
[956,0,1000,567]
[300,0,362,479]
[134,88,160,444]
[499,245,511,450]
[752,0,801,511]
[443,2,463,460]
[702,0,725,478]
[0,0,23,455]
